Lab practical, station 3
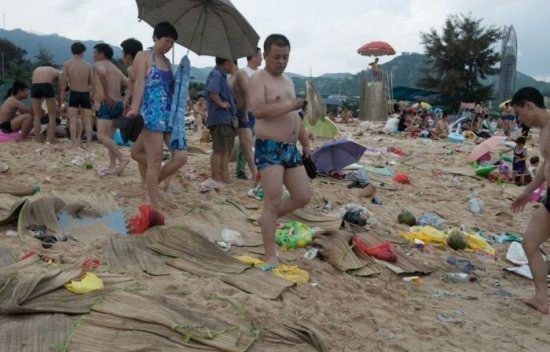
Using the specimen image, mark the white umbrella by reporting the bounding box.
[136,0,259,59]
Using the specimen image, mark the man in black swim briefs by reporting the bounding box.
[511,87,550,314]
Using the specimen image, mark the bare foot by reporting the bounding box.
[117,157,130,177]
[264,255,279,267]
[518,297,549,314]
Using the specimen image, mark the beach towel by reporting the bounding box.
[168,55,190,151]
[0,131,21,143]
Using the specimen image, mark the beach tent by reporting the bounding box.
[304,115,338,138]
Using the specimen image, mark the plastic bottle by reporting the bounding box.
[442,272,470,283]
[468,198,484,213]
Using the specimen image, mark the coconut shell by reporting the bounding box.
[447,230,468,250]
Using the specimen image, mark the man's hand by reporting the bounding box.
[292,99,304,111]
[511,192,530,213]
[220,101,230,110]
[242,111,249,126]
[302,146,312,158]
[103,94,116,108]
[126,108,139,118]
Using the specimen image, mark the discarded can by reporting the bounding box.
[442,272,470,283]
[371,197,383,205]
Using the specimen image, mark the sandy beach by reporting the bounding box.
[0,122,549,352]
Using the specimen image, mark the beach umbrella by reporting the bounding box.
[324,96,344,106]
[357,41,396,56]
[312,139,367,173]
[498,99,511,110]
[135,0,259,59]
[305,80,326,125]
[468,136,507,161]
[412,102,431,110]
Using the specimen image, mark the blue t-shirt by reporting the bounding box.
[205,66,236,127]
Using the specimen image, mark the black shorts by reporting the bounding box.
[68,91,92,110]
[544,188,550,212]
[0,121,12,133]
[31,83,55,99]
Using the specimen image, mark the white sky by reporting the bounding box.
[2,0,549,80]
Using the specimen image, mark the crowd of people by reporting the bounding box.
[0,26,312,269]
[0,23,549,312]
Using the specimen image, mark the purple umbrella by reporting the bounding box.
[311,139,367,173]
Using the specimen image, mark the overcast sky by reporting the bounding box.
[2,0,549,80]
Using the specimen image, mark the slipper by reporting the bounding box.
[258,263,276,272]
[97,166,117,177]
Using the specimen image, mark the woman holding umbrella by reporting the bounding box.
[128,22,188,212]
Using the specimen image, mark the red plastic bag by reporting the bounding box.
[127,205,165,234]
[353,236,397,262]
[393,172,411,184]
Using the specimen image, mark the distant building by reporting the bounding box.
[499,26,517,102]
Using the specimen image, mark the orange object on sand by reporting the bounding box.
[393,172,411,184]
[127,205,165,234]
[353,235,397,262]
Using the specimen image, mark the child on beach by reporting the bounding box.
[513,136,528,185]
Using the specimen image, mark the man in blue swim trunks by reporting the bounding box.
[511,87,550,314]
[93,43,130,176]
[249,34,312,267]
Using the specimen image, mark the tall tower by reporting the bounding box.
[498,26,517,102]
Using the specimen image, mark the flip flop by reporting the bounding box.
[97,166,117,177]
[258,263,276,272]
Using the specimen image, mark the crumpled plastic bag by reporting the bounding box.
[127,205,165,234]
[275,221,312,249]
[65,272,104,294]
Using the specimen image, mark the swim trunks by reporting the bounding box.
[0,121,12,133]
[254,138,303,170]
[68,91,92,110]
[97,101,124,120]
[236,110,255,129]
[30,83,55,99]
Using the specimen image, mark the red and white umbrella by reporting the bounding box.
[357,41,396,57]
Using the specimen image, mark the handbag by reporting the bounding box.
[115,115,144,142]
[302,155,317,179]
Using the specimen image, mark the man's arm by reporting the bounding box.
[128,52,147,116]
[208,92,230,110]
[238,71,251,123]
[297,118,311,157]
[58,63,68,105]
[14,100,32,114]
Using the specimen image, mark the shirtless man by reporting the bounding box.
[235,47,262,180]
[0,80,32,138]
[60,42,94,148]
[511,87,550,314]
[119,38,147,183]
[249,34,312,267]
[31,64,59,143]
[93,43,130,176]
[230,60,258,183]
[431,113,449,140]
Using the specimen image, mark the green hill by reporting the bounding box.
[0,28,122,65]
[2,28,550,99]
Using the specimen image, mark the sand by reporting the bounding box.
[0,122,549,351]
